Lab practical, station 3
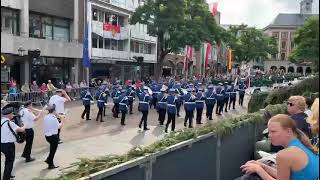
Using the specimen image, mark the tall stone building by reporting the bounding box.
[263,0,316,75]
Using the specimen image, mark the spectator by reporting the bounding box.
[47,80,57,92]
[9,77,17,88]
[308,98,319,135]
[21,83,30,93]
[58,80,65,90]
[31,81,39,92]
[72,82,79,89]
[308,98,319,148]
[240,114,319,180]
[40,83,48,92]
[305,97,313,117]
[287,96,312,138]
[80,80,87,88]
[65,82,73,93]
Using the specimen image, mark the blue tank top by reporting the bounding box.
[288,138,319,180]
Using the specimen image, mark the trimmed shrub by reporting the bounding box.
[248,75,319,113]
[248,92,269,113]
[265,75,319,105]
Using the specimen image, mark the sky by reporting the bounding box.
[206,0,319,29]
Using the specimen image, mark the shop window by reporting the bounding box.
[118,40,124,51]
[1,7,20,35]
[98,11,104,22]
[139,43,144,53]
[92,36,98,48]
[105,13,110,24]
[98,37,103,48]
[92,9,98,21]
[130,41,134,52]
[111,39,117,50]
[134,42,139,53]
[104,38,111,49]
[29,12,70,42]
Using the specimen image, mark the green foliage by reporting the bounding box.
[221,25,277,63]
[130,0,222,78]
[289,16,319,72]
[265,75,319,105]
[264,104,287,116]
[248,92,269,113]
[248,75,319,113]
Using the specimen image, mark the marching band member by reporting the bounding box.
[238,80,246,106]
[96,90,107,122]
[20,101,42,162]
[138,87,151,130]
[119,89,129,125]
[223,82,230,113]
[215,83,225,116]
[195,88,206,124]
[43,104,63,169]
[165,89,177,133]
[229,82,237,110]
[81,89,94,121]
[48,89,71,144]
[184,88,196,128]
[1,105,25,180]
[205,84,216,120]
[126,84,135,114]
[157,88,167,125]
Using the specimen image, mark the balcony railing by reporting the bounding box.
[92,48,129,60]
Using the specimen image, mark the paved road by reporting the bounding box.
[1,96,250,180]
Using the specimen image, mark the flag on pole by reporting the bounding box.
[212,2,218,16]
[201,44,206,76]
[205,43,212,69]
[184,46,190,71]
[83,24,91,68]
[228,48,232,72]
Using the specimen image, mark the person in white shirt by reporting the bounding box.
[43,104,64,169]
[48,89,71,143]
[20,101,42,163]
[1,105,25,180]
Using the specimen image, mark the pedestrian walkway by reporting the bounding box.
[1,97,249,180]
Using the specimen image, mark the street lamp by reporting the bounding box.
[18,46,26,56]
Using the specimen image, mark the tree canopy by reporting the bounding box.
[130,0,222,78]
[289,16,319,71]
[221,24,278,63]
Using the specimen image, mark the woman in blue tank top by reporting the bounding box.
[241,114,319,180]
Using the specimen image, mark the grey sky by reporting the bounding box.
[207,0,319,28]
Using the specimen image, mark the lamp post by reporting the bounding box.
[18,46,26,57]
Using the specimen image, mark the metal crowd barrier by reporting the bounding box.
[1,87,100,105]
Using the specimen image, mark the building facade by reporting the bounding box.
[88,0,157,81]
[262,0,316,75]
[1,0,84,89]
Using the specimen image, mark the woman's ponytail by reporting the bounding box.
[296,129,318,154]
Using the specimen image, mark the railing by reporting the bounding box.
[1,87,100,105]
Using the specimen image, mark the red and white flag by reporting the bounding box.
[212,2,218,16]
[184,46,190,71]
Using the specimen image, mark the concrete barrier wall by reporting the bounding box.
[85,122,265,180]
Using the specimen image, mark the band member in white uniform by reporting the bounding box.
[1,105,25,180]
[43,104,64,169]
[48,89,71,143]
[20,101,42,162]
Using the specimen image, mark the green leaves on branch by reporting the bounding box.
[221,25,278,63]
[289,16,319,72]
[130,0,221,54]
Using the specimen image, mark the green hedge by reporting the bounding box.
[35,108,282,180]
[248,75,319,113]
[265,75,319,105]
